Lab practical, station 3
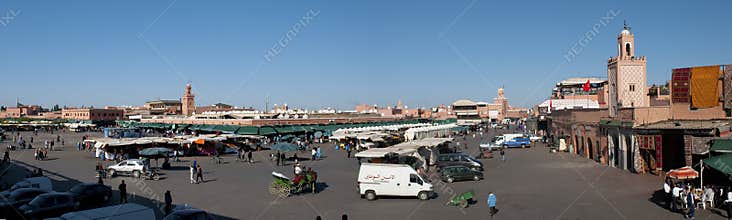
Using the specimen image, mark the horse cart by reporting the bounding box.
[269,171,317,198]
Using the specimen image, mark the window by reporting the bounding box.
[409,174,423,185]
[629,84,635,92]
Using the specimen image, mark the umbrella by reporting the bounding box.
[666,166,699,180]
[270,143,299,152]
[139,147,173,158]
[314,131,323,139]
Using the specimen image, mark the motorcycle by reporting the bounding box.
[140,169,161,181]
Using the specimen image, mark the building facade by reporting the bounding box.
[62,108,124,121]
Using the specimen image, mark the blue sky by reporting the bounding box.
[0,0,730,110]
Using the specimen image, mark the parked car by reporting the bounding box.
[528,135,543,142]
[55,203,155,220]
[107,159,147,178]
[436,153,483,171]
[1,177,53,196]
[357,163,433,201]
[440,165,483,183]
[503,137,531,148]
[67,183,112,208]
[19,192,77,219]
[163,208,213,220]
[0,188,49,218]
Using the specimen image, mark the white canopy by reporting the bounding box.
[354,138,452,158]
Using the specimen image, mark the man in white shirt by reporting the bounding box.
[672,185,683,212]
[294,163,303,175]
[664,181,671,209]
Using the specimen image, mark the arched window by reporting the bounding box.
[625,43,631,57]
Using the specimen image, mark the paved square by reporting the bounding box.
[1,130,726,219]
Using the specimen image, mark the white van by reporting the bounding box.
[489,133,525,148]
[54,203,155,220]
[8,176,53,192]
[358,163,433,201]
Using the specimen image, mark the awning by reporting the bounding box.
[711,139,732,153]
[214,125,239,133]
[704,154,732,176]
[236,126,259,135]
[258,127,277,136]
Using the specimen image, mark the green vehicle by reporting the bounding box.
[440,165,483,183]
[446,190,476,208]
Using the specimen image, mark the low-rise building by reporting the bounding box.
[62,108,124,121]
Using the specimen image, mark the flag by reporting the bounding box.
[548,99,553,112]
[583,80,591,92]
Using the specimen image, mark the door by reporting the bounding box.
[406,174,424,196]
[457,167,471,181]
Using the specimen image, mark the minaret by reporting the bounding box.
[607,21,648,117]
[181,83,195,116]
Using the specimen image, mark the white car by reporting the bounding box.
[528,135,543,142]
[107,159,147,178]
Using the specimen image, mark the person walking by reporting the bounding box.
[686,188,695,219]
[164,190,173,216]
[189,164,196,184]
[280,153,286,166]
[311,147,317,161]
[275,151,281,166]
[672,184,682,212]
[196,165,204,184]
[118,180,127,204]
[499,149,505,162]
[316,147,322,160]
[488,192,498,217]
[247,150,253,164]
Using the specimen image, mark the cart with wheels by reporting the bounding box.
[446,190,475,208]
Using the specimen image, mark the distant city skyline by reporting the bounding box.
[1,1,730,109]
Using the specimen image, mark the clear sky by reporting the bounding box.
[0,0,730,110]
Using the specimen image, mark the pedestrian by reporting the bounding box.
[189,164,196,184]
[346,147,351,158]
[164,190,173,215]
[236,149,242,161]
[311,147,317,161]
[3,151,9,163]
[276,151,281,166]
[247,150,253,163]
[280,152,286,166]
[686,188,695,219]
[488,192,498,217]
[196,165,204,183]
[98,175,104,185]
[316,147,322,160]
[500,149,505,162]
[119,180,127,204]
[663,179,672,210]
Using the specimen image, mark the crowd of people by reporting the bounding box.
[664,178,732,219]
